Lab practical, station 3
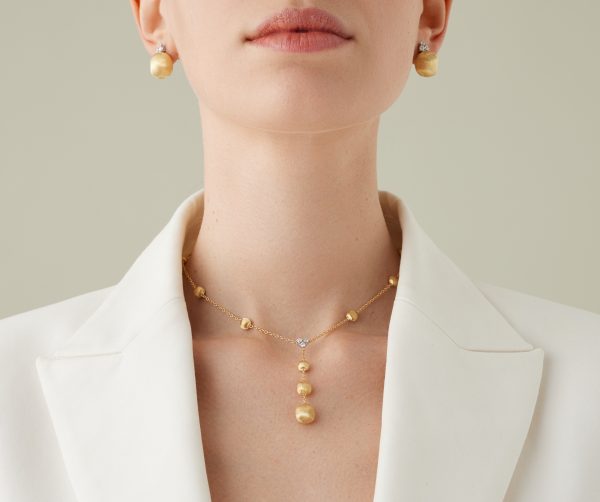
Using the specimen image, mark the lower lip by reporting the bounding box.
[247,31,351,52]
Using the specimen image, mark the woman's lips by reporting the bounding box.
[245,7,353,53]
[248,31,351,52]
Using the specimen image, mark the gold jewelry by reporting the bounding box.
[150,43,174,79]
[182,255,398,425]
[414,40,438,77]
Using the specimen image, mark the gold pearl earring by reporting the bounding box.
[150,43,174,79]
[414,41,438,77]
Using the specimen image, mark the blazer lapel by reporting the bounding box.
[373,191,544,502]
[36,188,544,502]
[36,190,212,502]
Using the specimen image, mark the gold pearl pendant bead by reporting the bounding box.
[297,381,312,396]
[298,360,310,372]
[388,275,398,287]
[193,286,205,298]
[150,51,173,79]
[240,317,253,330]
[295,403,316,424]
[414,50,438,77]
[345,309,359,322]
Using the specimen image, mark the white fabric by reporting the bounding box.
[0,188,598,502]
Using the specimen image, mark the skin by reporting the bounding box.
[130,1,452,500]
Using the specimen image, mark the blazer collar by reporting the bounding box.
[36,188,544,502]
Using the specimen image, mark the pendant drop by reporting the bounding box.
[295,403,315,424]
[295,349,316,424]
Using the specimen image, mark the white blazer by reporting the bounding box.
[1,189,599,502]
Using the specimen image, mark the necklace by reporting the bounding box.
[181,254,398,425]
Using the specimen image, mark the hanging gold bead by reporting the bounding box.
[193,286,205,298]
[297,381,312,396]
[345,309,359,322]
[298,360,310,372]
[295,403,316,424]
[240,317,253,330]
[414,50,438,77]
[150,52,173,79]
[388,275,398,287]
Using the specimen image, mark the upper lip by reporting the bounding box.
[245,7,353,41]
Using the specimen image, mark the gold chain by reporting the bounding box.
[181,254,398,425]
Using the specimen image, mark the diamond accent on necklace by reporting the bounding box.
[295,337,309,348]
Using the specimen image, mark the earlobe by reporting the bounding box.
[418,0,452,56]
[129,0,178,60]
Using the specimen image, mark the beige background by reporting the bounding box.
[1,1,599,319]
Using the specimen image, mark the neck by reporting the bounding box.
[185,104,400,349]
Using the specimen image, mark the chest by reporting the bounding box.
[192,335,387,501]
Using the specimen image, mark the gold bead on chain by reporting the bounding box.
[181,254,398,425]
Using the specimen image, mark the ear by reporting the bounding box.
[129,0,179,60]
[416,0,453,55]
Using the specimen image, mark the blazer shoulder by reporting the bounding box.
[474,280,600,356]
[0,285,115,361]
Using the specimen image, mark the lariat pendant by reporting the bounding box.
[294,340,315,424]
[183,253,400,427]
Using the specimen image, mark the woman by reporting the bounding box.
[1,1,599,501]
